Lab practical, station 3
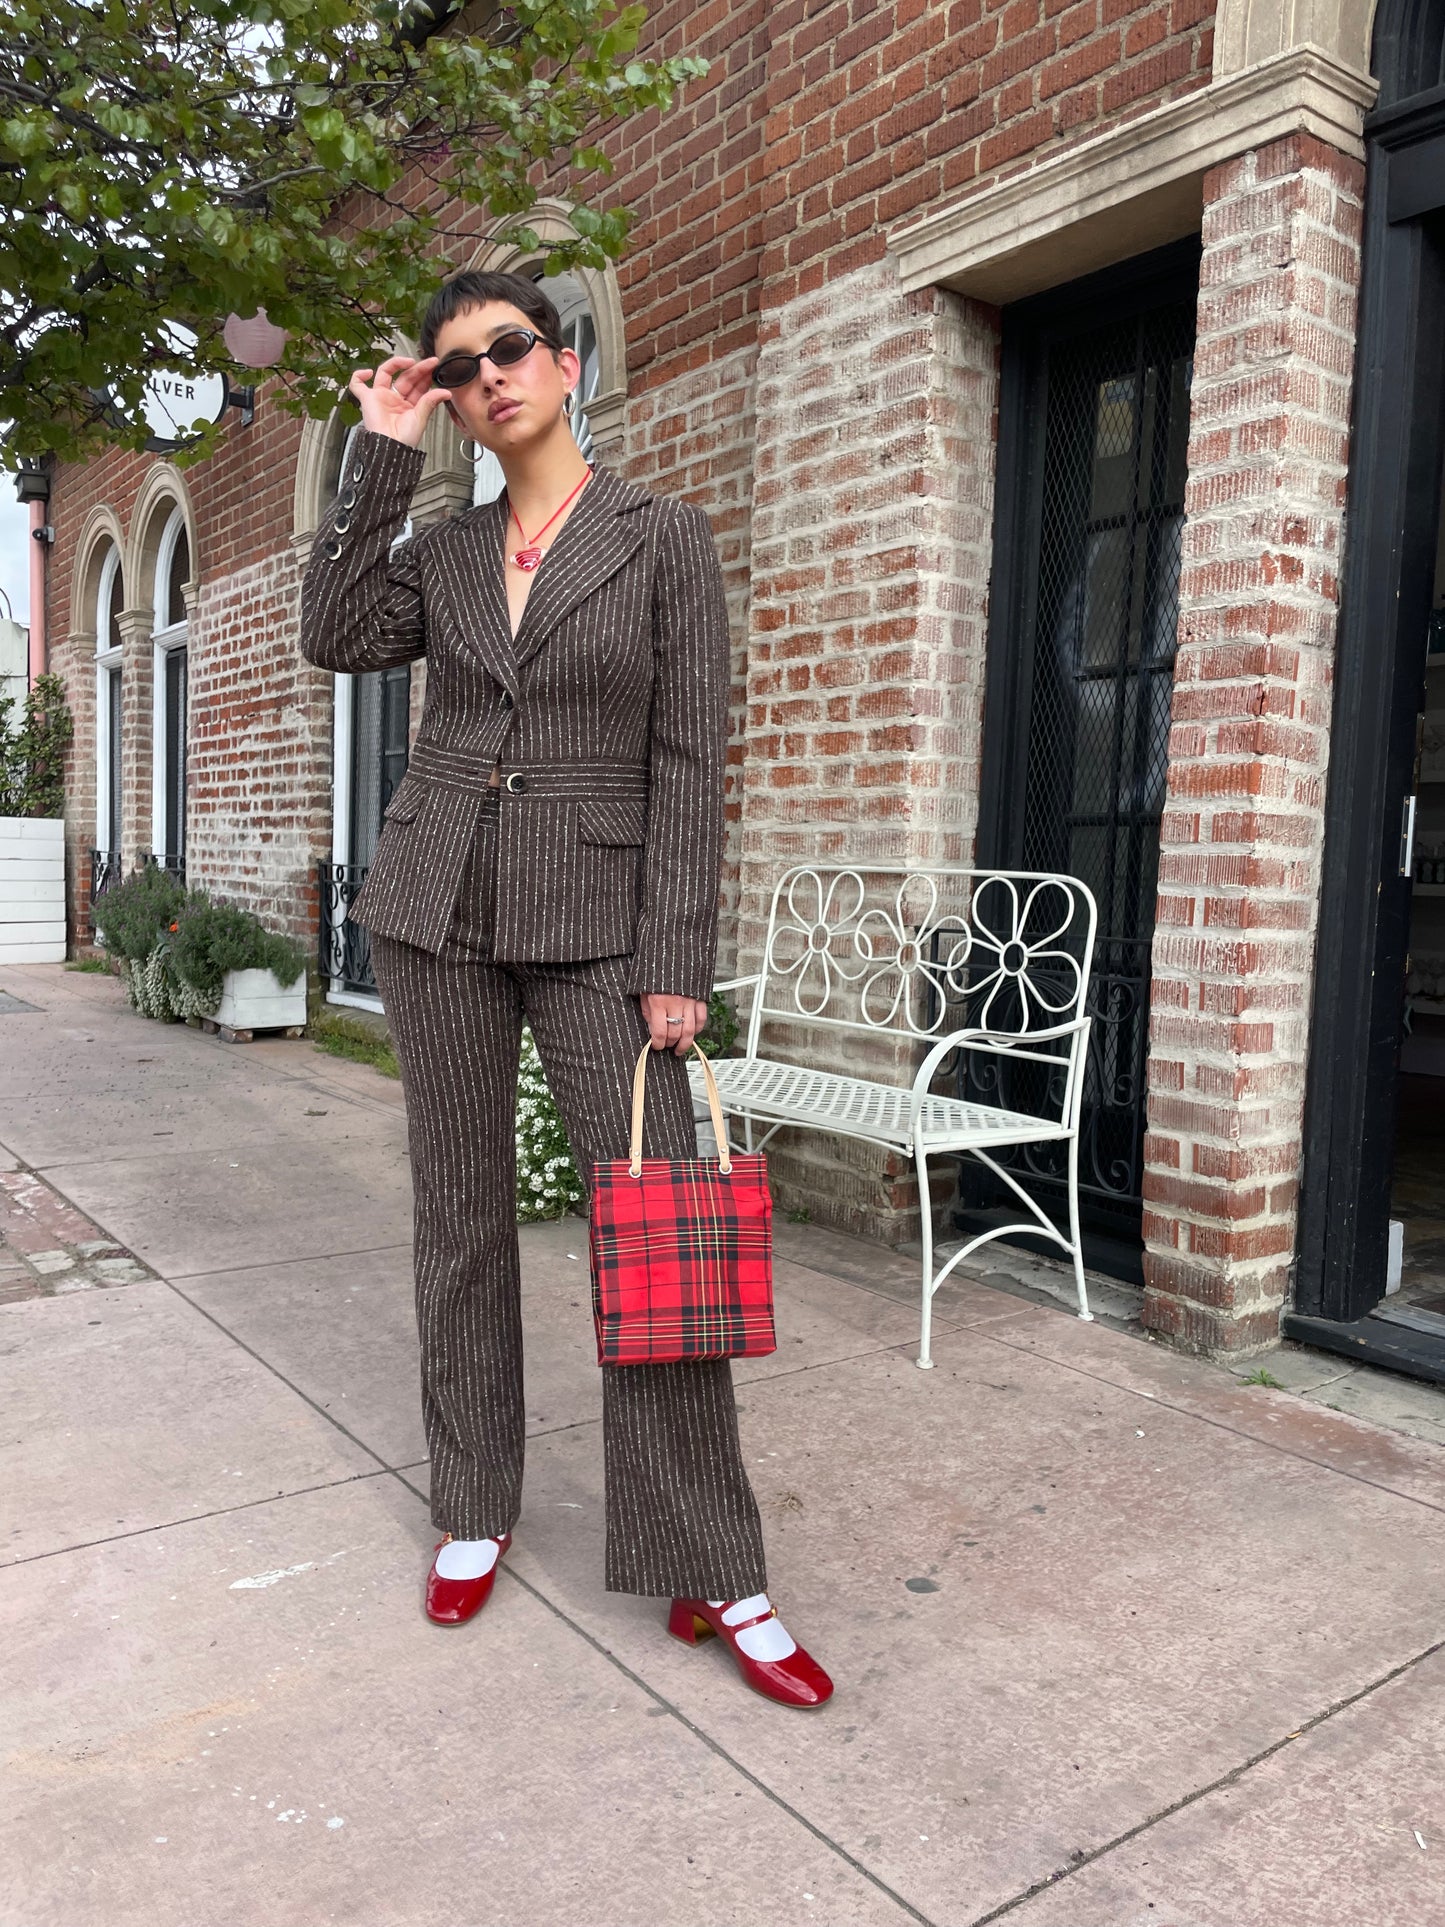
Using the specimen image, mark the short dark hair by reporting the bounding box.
[418,269,565,360]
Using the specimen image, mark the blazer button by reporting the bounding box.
[500,691,514,710]
[505,771,527,793]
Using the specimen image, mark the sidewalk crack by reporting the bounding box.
[386,1467,938,1927]
[967,1631,1445,1924]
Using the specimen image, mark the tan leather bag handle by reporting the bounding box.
[629,1040,731,1178]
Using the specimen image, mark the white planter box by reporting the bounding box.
[214,967,307,1033]
[0,816,65,963]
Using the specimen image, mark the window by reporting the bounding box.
[94,545,124,860]
[150,508,189,875]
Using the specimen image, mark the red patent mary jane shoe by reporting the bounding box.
[424,1531,512,1626]
[668,1596,834,1708]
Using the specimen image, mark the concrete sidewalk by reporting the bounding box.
[2,960,1442,1927]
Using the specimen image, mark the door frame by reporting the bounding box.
[1292,83,1445,1335]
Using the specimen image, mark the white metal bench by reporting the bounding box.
[692,865,1098,1368]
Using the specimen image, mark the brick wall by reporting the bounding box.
[186,552,331,943]
[755,0,1213,297]
[620,347,758,980]
[1142,133,1365,1353]
[46,402,309,949]
[733,256,1001,1242]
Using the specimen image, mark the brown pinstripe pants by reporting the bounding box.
[368,791,768,1598]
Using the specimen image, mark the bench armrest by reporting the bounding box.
[908,1015,1092,1138]
[712,973,762,994]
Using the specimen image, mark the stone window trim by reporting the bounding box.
[127,462,199,633]
[67,504,126,658]
[145,502,192,867]
[888,46,1378,308]
[93,539,124,857]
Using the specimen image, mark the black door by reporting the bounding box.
[164,646,187,868]
[972,241,1199,1275]
[1293,19,1445,1344]
[107,667,123,855]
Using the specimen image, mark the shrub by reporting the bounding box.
[96,870,305,1022]
[515,1025,586,1223]
[697,988,739,1058]
[0,672,73,819]
[92,864,190,963]
[166,899,305,1002]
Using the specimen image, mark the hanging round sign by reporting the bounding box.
[138,365,231,450]
[97,323,237,452]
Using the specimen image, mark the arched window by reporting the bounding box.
[94,545,124,871]
[151,508,190,879]
[473,267,602,507]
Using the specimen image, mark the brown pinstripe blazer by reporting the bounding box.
[298,427,730,1000]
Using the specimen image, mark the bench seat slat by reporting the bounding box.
[690,1056,1066,1151]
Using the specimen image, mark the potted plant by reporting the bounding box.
[94,869,306,1032]
[0,672,73,964]
[166,898,307,1033]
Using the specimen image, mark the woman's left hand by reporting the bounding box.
[640,993,709,1055]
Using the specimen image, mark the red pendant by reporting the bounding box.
[512,546,544,572]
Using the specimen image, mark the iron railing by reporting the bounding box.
[88,848,123,935]
[317,860,377,996]
[140,849,187,886]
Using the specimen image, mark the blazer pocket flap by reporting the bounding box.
[382,775,427,823]
[578,798,648,846]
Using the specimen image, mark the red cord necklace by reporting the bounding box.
[507,467,594,572]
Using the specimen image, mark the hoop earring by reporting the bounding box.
[460,436,487,463]
[563,391,576,419]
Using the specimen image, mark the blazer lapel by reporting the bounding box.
[445,490,518,699]
[509,464,652,668]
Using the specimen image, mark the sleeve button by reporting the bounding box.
[323,537,344,561]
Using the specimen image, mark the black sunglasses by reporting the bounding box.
[432,328,550,389]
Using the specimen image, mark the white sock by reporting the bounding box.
[705,1592,798,1662]
[434,1537,502,1581]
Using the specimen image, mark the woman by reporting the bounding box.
[300,270,832,1709]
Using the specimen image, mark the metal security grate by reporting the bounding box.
[318,861,378,997]
[969,281,1196,1262]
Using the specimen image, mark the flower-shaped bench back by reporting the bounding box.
[757,866,1098,1043]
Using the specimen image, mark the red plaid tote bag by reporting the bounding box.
[589,1042,775,1366]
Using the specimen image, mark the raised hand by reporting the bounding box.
[346,354,452,448]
